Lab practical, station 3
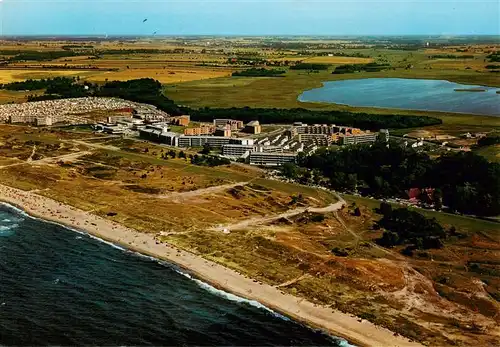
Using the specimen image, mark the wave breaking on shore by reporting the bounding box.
[0,201,352,346]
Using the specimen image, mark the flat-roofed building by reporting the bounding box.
[178,136,231,148]
[183,125,215,136]
[169,115,190,126]
[139,123,170,141]
[298,133,332,146]
[340,132,377,145]
[214,119,244,130]
[221,144,255,158]
[256,145,284,153]
[159,132,179,146]
[243,120,262,134]
[214,124,231,137]
[249,152,297,166]
[35,116,53,127]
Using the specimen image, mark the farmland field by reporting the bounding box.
[0,69,91,83]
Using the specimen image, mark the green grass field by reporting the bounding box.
[474,144,500,163]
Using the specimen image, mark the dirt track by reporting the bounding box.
[158,182,249,202]
[213,197,346,232]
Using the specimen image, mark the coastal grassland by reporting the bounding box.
[0,125,336,236]
[163,190,500,346]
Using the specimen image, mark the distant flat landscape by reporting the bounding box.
[298,78,500,116]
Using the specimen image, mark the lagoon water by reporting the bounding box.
[298,78,500,116]
[0,204,346,346]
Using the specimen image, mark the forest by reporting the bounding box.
[8,50,79,62]
[189,107,441,130]
[376,203,447,250]
[289,63,330,70]
[232,68,285,77]
[332,62,391,74]
[291,142,500,216]
[428,54,474,59]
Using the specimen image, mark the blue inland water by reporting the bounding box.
[298,78,500,116]
[0,204,348,346]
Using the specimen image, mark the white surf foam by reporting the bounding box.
[173,269,290,320]
[0,202,355,346]
[0,224,17,231]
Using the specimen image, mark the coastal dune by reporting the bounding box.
[0,183,421,347]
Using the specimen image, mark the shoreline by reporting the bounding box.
[0,183,421,347]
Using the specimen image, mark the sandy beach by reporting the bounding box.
[0,183,422,347]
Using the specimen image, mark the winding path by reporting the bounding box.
[213,198,346,232]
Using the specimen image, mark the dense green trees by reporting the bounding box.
[332,63,391,74]
[430,152,500,216]
[190,154,230,167]
[1,77,84,92]
[94,78,183,115]
[2,77,89,98]
[377,205,446,249]
[200,143,212,155]
[429,54,474,59]
[8,51,78,62]
[189,107,441,130]
[477,134,500,147]
[487,52,500,62]
[297,143,500,216]
[290,63,329,70]
[232,68,285,77]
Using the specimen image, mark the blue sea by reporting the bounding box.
[298,78,500,116]
[0,203,348,346]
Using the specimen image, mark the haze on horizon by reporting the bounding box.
[0,0,498,36]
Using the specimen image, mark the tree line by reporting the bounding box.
[487,52,500,62]
[429,54,474,59]
[477,134,500,147]
[290,63,329,70]
[332,62,391,74]
[8,51,79,62]
[286,142,500,216]
[189,107,441,130]
[232,68,285,77]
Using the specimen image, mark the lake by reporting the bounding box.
[298,78,500,116]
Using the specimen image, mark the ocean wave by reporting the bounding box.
[0,201,354,346]
[85,233,126,252]
[175,269,354,346]
[0,202,127,251]
[0,224,18,231]
[174,269,290,320]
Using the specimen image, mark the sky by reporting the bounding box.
[0,0,498,36]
